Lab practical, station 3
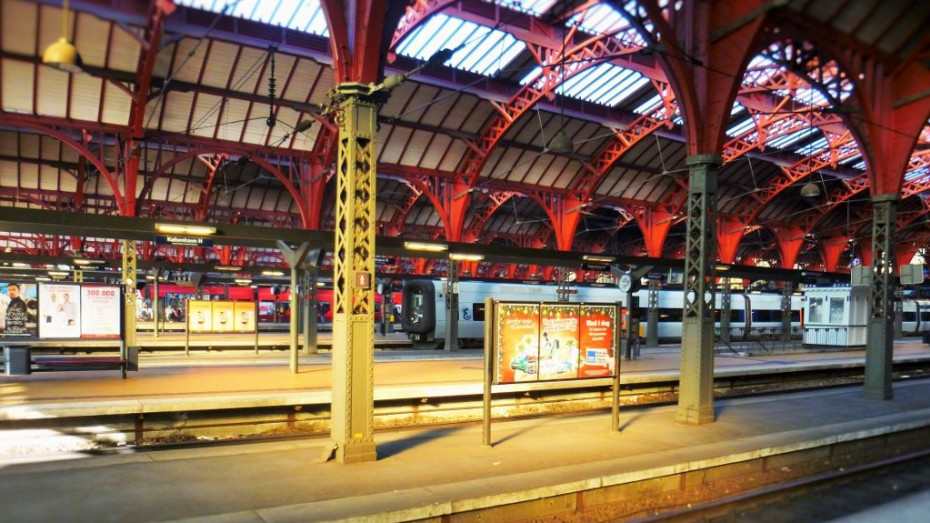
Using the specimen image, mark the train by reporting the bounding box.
[901,300,930,335]
[400,279,805,348]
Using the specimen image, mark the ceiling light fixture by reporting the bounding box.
[404,241,449,252]
[234,278,253,285]
[215,265,242,272]
[449,252,485,262]
[42,0,83,73]
[261,270,286,276]
[155,223,217,236]
[582,254,615,263]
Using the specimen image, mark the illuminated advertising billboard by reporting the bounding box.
[188,300,214,333]
[495,303,540,383]
[233,302,256,332]
[0,282,37,337]
[578,304,617,378]
[212,301,235,333]
[493,301,617,384]
[538,304,580,380]
[80,285,121,339]
[38,283,81,339]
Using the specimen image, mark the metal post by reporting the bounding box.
[121,240,137,352]
[303,269,319,354]
[677,155,720,425]
[153,267,160,339]
[483,297,493,446]
[865,195,897,400]
[720,279,732,344]
[781,281,793,343]
[289,265,299,373]
[646,280,659,347]
[184,297,190,356]
[445,260,459,351]
[330,83,382,464]
[254,302,260,354]
[893,292,903,339]
[611,301,622,432]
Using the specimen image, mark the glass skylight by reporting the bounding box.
[727,117,756,137]
[175,0,329,36]
[395,14,525,77]
[851,160,867,171]
[567,1,647,45]
[633,94,662,115]
[489,0,558,16]
[796,136,829,156]
[906,166,929,181]
[521,63,649,107]
[767,127,819,150]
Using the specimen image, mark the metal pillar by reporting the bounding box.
[121,240,137,350]
[781,282,793,342]
[646,280,659,347]
[893,293,903,339]
[445,260,459,351]
[302,269,319,354]
[330,83,383,464]
[720,279,731,344]
[152,267,160,338]
[278,241,311,374]
[676,155,720,425]
[865,195,897,400]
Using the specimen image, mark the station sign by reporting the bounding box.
[581,262,611,272]
[156,235,214,247]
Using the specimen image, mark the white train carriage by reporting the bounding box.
[901,299,930,336]
[401,280,802,348]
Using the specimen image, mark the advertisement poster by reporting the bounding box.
[578,304,617,378]
[188,300,213,333]
[38,283,81,339]
[80,285,121,339]
[0,282,37,337]
[234,302,256,333]
[212,301,236,332]
[495,302,540,383]
[538,304,580,380]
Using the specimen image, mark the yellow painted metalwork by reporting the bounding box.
[330,83,383,464]
[121,239,137,347]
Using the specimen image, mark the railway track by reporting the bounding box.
[3,357,928,458]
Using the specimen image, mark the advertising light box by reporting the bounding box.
[538,304,580,380]
[212,301,235,332]
[188,300,214,333]
[38,283,81,339]
[495,303,540,383]
[578,304,617,378]
[234,302,256,333]
[80,285,121,339]
[0,282,37,337]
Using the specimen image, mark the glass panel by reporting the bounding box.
[829,297,845,323]
[809,297,824,323]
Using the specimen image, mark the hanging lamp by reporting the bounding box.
[42,0,83,73]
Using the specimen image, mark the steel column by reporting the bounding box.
[646,280,659,347]
[302,269,319,354]
[781,282,793,342]
[278,241,311,373]
[865,195,897,400]
[445,260,459,351]
[677,155,720,425]
[720,279,731,344]
[121,240,137,349]
[330,83,382,464]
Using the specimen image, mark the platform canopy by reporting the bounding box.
[0,0,929,282]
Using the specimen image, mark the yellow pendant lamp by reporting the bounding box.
[42,0,83,73]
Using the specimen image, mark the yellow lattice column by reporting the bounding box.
[330,83,383,464]
[121,240,137,348]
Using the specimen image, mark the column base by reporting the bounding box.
[335,440,378,464]
[863,386,893,401]
[675,404,715,425]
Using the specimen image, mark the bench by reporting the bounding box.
[3,346,138,379]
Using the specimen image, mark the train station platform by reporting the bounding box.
[2,372,930,521]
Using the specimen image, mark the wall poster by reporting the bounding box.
[188,300,214,333]
[0,282,37,337]
[212,301,236,333]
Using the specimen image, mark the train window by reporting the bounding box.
[473,302,485,321]
[921,311,930,322]
[659,308,682,322]
[903,311,917,322]
[791,311,800,322]
[731,310,745,323]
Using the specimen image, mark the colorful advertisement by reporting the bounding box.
[538,304,580,380]
[212,301,236,333]
[578,304,617,378]
[188,300,213,333]
[495,303,540,383]
[0,282,37,337]
[234,301,256,333]
[38,283,81,339]
[80,285,121,339]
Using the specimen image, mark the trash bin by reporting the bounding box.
[4,346,31,375]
